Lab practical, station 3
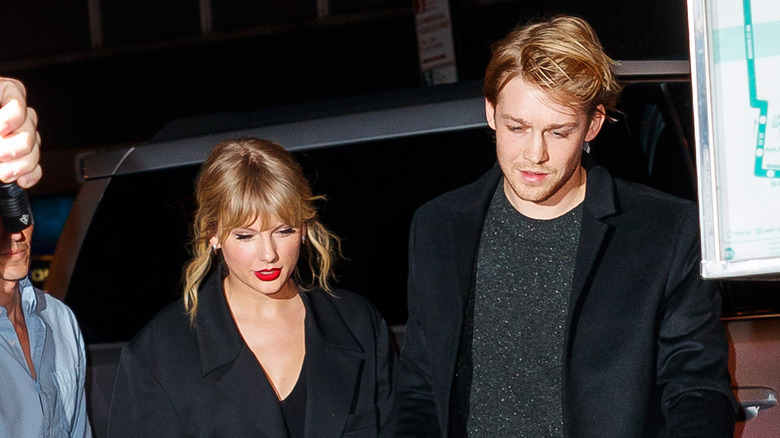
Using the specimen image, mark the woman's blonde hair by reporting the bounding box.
[182,138,340,321]
[484,15,623,118]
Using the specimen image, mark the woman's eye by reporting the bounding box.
[235,234,253,241]
[277,227,295,235]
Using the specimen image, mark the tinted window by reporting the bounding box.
[66,128,497,343]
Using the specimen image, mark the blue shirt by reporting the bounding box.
[0,278,91,437]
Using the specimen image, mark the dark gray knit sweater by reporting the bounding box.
[464,181,581,437]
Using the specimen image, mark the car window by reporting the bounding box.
[65,127,497,343]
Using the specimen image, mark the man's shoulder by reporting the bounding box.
[612,177,697,217]
[415,165,501,219]
[35,288,79,328]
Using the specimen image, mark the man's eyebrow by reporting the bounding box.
[500,114,529,125]
[546,122,578,130]
[500,114,578,130]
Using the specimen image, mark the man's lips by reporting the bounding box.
[0,247,27,257]
[254,268,281,281]
[519,169,549,183]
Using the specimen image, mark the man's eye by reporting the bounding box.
[509,126,525,132]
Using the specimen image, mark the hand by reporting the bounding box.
[0,77,42,188]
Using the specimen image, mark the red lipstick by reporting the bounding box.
[255,268,281,281]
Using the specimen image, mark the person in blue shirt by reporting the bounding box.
[0,76,90,437]
[0,213,91,437]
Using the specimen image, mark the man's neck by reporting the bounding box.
[0,280,23,322]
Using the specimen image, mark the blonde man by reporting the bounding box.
[390,15,735,437]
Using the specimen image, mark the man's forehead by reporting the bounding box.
[495,77,586,118]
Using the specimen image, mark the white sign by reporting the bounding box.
[689,0,780,278]
[414,0,458,85]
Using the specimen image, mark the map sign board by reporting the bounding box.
[688,0,780,278]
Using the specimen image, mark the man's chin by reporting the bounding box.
[0,265,31,283]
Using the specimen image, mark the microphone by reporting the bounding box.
[0,182,33,233]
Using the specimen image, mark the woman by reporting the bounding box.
[107,138,395,437]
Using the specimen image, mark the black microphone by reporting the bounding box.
[0,182,33,233]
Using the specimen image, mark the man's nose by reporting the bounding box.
[523,135,548,164]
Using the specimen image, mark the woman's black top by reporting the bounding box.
[279,359,307,438]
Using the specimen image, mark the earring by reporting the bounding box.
[301,235,306,244]
[212,243,217,252]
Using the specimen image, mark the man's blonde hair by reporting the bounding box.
[484,15,622,117]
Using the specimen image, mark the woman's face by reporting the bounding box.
[212,215,303,300]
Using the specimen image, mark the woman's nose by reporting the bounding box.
[259,237,278,262]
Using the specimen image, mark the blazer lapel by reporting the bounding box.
[301,292,365,438]
[442,165,503,329]
[196,267,290,438]
[430,166,502,425]
[566,155,618,353]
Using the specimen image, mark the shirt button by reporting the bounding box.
[9,340,15,346]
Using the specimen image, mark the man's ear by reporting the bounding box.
[485,97,497,130]
[585,104,606,142]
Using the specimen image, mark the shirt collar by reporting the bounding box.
[19,277,40,315]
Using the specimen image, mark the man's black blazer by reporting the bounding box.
[391,154,736,437]
[107,266,395,437]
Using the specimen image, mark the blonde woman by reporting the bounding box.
[108,138,395,437]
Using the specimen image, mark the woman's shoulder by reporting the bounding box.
[124,300,196,358]
[311,288,378,313]
[305,288,386,329]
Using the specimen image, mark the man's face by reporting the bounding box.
[0,223,32,282]
[486,77,605,218]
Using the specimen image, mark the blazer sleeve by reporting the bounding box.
[385,214,443,438]
[656,210,737,437]
[107,346,181,437]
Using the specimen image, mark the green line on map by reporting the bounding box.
[744,0,777,178]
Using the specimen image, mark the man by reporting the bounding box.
[392,15,736,437]
[0,77,90,437]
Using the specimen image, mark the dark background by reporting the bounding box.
[1,0,691,197]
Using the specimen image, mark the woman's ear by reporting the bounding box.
[209,235,219,251]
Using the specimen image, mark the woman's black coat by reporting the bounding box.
[107,267,395,437]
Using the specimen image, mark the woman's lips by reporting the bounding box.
[254,268,281,281]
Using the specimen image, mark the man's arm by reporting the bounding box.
[0,77,42,188]
[657,211,737,437]
[385,215,443,438]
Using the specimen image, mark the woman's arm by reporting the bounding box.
[107,347,181,437]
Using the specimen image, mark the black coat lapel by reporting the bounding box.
[566,155,618,355]
[430,166,502,423]
[301,292,365,438]
[196,267,290,437]
[444,165,503,323]
[215,346,290,437]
